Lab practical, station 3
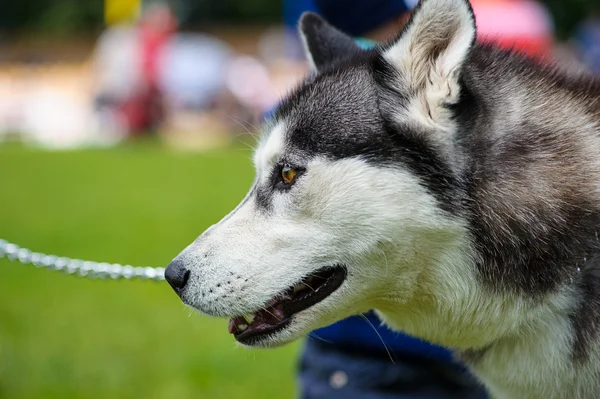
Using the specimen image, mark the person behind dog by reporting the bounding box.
[293,0,553,398]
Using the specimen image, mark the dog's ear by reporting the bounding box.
[383,0,476,119]
[299,12,362,72]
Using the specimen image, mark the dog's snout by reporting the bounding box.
[164,259,190,294]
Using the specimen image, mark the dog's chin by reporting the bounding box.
[227,265,348,347]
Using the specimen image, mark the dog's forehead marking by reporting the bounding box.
[254,122,286,176]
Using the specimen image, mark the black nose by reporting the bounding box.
[164,259,190,294]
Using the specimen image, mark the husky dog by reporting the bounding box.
[165,0,600,396]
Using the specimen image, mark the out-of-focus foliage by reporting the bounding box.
[179,0,282,27]
[0,0,103,36]
[0,0,281,37]
[0,0,597,39]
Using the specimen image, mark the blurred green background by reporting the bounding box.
[0,143,300,399]
[1,0,600,398]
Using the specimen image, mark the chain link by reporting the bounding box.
[0,239,165,281]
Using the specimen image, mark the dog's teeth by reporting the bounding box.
[243,314,255,324]
[237,323,248,332]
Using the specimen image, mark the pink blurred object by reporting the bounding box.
[472,0,554,58]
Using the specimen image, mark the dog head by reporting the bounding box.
[166,0,477,347]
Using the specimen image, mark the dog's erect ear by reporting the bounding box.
[299,12,362,72]
[384,0,476,117]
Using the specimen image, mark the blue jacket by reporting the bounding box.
[312,311,454,362]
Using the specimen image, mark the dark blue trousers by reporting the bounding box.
[298,338,488,399]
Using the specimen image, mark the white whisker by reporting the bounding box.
[359,314,395,364]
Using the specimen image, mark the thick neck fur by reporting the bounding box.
[376,45,600,398]
[371,220,584,398]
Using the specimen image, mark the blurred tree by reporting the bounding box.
[0,0,103,36]
[177,0,281,28]
[0,0,596,38]
[0,0,281,37]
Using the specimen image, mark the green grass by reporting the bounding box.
[0,143,301,399]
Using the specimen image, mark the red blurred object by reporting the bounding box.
[118,85,164,134]
[123,3,176,135]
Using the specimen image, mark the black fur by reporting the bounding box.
[299,12,363,71]
[571,253,600,361]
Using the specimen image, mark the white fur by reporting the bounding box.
[178,136,470,333]
[253,122,286,176]
[177,116,492,347]
[384,0,475,124]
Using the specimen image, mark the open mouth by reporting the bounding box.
[228,265,347,345]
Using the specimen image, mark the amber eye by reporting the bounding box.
[281,165,297,184]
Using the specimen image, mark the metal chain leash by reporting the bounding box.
[0,239,165,281]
